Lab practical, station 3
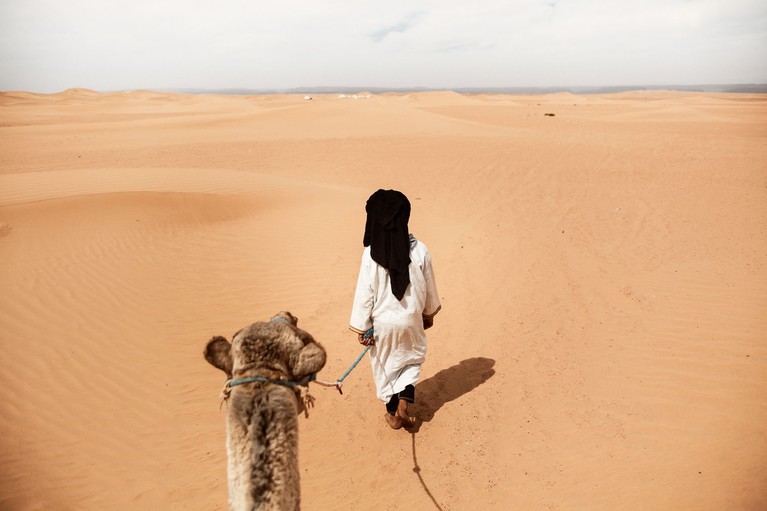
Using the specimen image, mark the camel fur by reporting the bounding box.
[204,311,326,511]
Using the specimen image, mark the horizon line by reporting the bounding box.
[4,83,767,95]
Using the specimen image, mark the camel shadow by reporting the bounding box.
[410,357,496,433]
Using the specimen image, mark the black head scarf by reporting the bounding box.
[363,189,411,300]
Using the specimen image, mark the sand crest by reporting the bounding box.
[1,90,765,510]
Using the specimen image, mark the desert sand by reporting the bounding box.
[0,88,765,510]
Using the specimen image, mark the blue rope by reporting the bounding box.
[337,345,371,383]
[337,328,374,383]
[228,373,315,388]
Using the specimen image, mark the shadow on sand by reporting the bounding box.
[408,357,496,510]
[410,357,496,433]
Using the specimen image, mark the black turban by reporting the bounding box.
[363,189,411,300]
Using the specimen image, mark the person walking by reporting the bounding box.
[349,189,441,429]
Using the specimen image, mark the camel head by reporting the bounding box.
[203,311,326,383]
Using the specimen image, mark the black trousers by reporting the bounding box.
[386,384,415,415]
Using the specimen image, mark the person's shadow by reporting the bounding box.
[409,357,496,433]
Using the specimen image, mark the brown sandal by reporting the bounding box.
[384,413,403,430]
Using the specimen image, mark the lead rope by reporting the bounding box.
[312,328,374,395]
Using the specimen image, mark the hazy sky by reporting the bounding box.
[1,0,766,93]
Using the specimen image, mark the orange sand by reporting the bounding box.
[1,89,766,510]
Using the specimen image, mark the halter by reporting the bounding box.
[227,373,316,388]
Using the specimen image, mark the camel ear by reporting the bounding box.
[292,339,327,379]
[204,336,233,379]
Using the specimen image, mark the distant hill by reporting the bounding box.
[159,84,767,95]
[458,84,767,94]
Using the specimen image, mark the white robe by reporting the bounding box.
[349,234,441,402]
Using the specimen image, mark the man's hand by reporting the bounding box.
[358,329,375,346]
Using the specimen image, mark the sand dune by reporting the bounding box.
[1,90,765,510]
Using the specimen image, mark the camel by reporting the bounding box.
[204,311,326,511]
